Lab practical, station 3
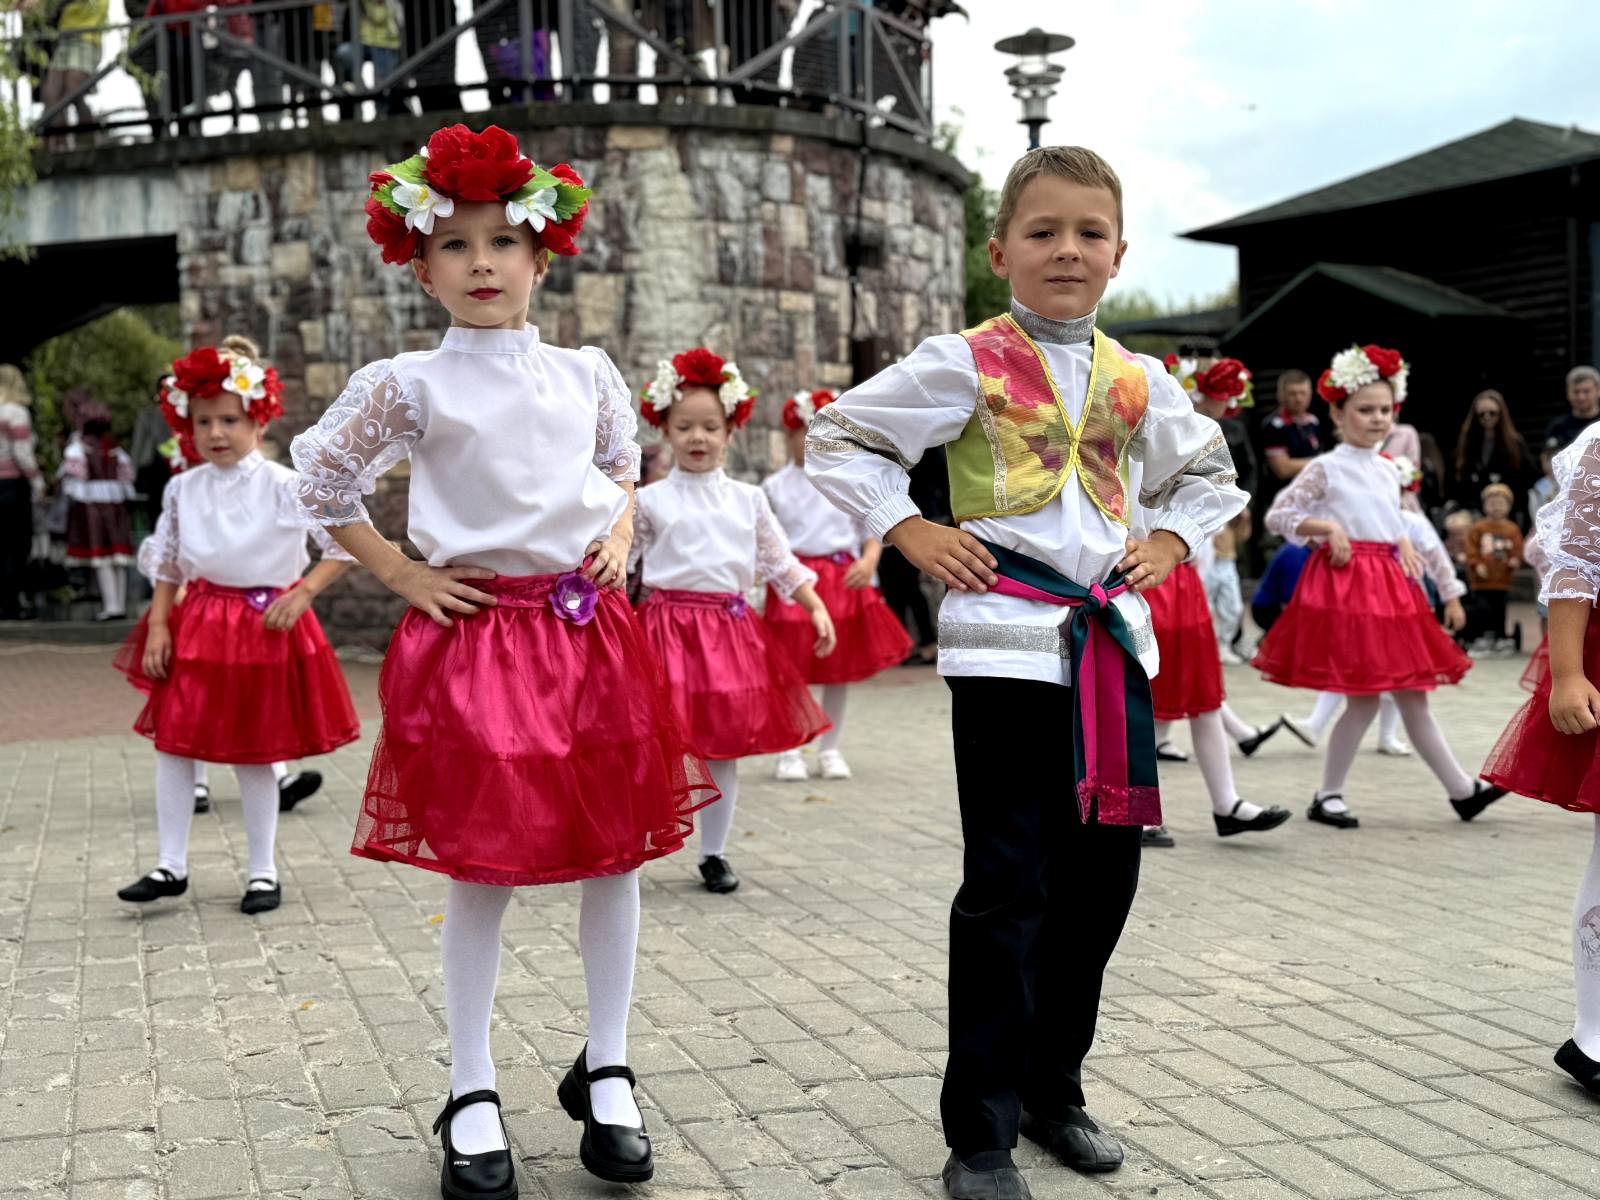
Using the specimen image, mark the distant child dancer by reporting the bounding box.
[61,400,135,620]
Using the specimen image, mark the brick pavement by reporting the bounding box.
[1,649,1596,1199]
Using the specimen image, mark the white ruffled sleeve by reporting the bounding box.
[272,471,357,563]
[1537,431,1600,604]
[1265,457,1330,546]
[290,360,423,525]
[1132,365,1249,559]
[137,473,185,584]
[1403,512,1466,602]
[583,346,641,484]
[754,489,817,600]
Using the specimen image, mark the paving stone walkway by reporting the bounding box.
[1,646,1595,1199]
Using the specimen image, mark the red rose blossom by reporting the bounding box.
[1316,367,1346,405]
[728,397,756,430]
[673,348,729,390]
[1196,358,1248,401]
[365,196,419,265]
[1362,344,1402,378]
[1162,352,1179,371]
[172,347,231,399]
[423,124,534,203]
[540,202,587,257]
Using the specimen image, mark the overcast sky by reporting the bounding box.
[929,0,1600,306]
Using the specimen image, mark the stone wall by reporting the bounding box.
[51,105,968,645]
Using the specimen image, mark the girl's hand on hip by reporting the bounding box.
[384,560,498,628]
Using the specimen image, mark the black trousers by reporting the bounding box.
[0,478,31,617]
[879,544,935,648]
[941,676,1142,1153]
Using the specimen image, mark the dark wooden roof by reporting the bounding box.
[1226,263,1512,344]
[1185,118,1600,243]
[1102,306,1238,339]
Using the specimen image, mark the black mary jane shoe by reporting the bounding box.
[699,854,740,894]
[941,1151,1032,1199]
[1236,719,1283,758]
[1155,741,1189,763]
[193,785,211,814]
[239,878,282,915]
[1214,800,1292,838]
[1307,795,1360,829]
[1450,780,1506,823]
[1140,826,1176,848]
[277,769,323,812]
[1555,1039,1600,1096]
[1020,1105,1124,1174]
[557,1045,653,1183]
[117,868,188,903]
[432,1089,518,1200]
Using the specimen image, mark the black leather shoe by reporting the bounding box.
[941,1152,1032,1199]
[557,1044,653,1183]
[239,879,282,915]
[117,868,188,903]
[1236,719,1282,758]
[193,785,210,814]
[699,855,740,894]
[1307,796,1360,829]
[1155,741,1189,763]
[432,1089,517,1200]
[1451,780,1506,822]
[1140,826,1175,848]
[1555,1039,1600,1095]
[277,769,323,812]
[1215,800,1292,837]
[1020,1106,1123,1173]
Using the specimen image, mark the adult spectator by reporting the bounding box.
[1261,369,1323,482]
[1452,388,1531,520]
[723,0,798,105]
[404,0,460,111]
[20,0,108,150]
[334,0,406,118]
[1544,365,1600,454]
[0,365,44,620]
[571,0,638,102]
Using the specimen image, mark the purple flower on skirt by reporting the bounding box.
[725,595,750,619]
[243,587,280,613]
[830,551,853,566]
[550,572,599,626]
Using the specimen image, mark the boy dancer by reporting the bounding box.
[806,147,1246,1199]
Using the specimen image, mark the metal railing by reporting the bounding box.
[3,0,939,144]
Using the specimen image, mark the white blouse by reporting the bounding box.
[632,467,815,600]
[804,308,1247,686]
[137,451,354,589]
[1401,509,1466,603]
[60,435,135,504]
[1535,423,1600,604]
[1266,444,1408,547]
[761,462,867,558]
[291,325,640,577]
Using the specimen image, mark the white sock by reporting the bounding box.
[1320,694,1380,804]
[442,881,512,1154]
[700,761,740,860]
[155,751,195,878]
[1218,703,1254,743]
[1307,691,1343,734]
[234,764,279,883]
[95,562,120,615]
[817,685,848,754]
[580,871,644,1127]
[1573,816,1600,1059]
[1377,693,1403,745]
[1192,710,1259,818]
[272,761,289,782]
[193,760,208,789]
[1154,720,1174,746]
[1392,691,1477,799]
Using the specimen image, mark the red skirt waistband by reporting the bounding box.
[646,589,749,612]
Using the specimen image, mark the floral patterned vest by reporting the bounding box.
[947,315,1149,525]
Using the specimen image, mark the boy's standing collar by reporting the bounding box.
[1009,298,1095,345]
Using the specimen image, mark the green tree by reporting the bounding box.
[0,8,41,261]
[963,172,1009,327]
[27,306,181,474]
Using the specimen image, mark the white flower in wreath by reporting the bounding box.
[390,180,455,235]
[646,360,680,414]
[1389,364,1409,406]
[1175,356,1199,386]
[505,188,558,233]
[790,389,816,424]
[162,375,188,419]
[1389,454,1420,488]
[222,357,267,401]
[717,363,750,416]
[1328,345,1379,394]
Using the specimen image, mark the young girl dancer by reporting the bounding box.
[1481,423,1600,1092]
[61,401,135,620]
[764,388,910,781]
[114,337,361,913]
[632,352,835,894]
[1253,344,1500,829]
[293,125,715,1197]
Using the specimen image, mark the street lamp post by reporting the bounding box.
[994,27,1075,150]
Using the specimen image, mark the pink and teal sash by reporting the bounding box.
[982,540,1161,827]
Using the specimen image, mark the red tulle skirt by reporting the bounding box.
[1253,542,1471,694]
[764,553,912,684]
[638,589,831,761]
[1482,626,1600,812]
[1144,561,1224,720]
[114,579,360,763]
[357,575,718,887]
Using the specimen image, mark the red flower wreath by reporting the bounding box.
[782,388,837,431]
[159,346,285,437]
[640,348,758,430]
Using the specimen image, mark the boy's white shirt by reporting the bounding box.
[805,302,1248,686]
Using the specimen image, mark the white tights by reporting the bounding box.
[815,685,848,753]
[1307,691,1402,745]
[1572,817,1600,1059]
[1318,691,1474,806]
[153,751,278,881]
[194,760,288,787]
[700,760,740,860]
[94,562,125,617]
[442,872,643,1153]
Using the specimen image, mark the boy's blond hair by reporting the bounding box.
[992,146,1123,240]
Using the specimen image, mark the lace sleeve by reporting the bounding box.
[583,346,641,483]
[754,490,817,600]
[1538,434,1600,604]
[290,360,423,526]
[1264,458,1330,546]
[137,473,184,584]
[272,473,358,563]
